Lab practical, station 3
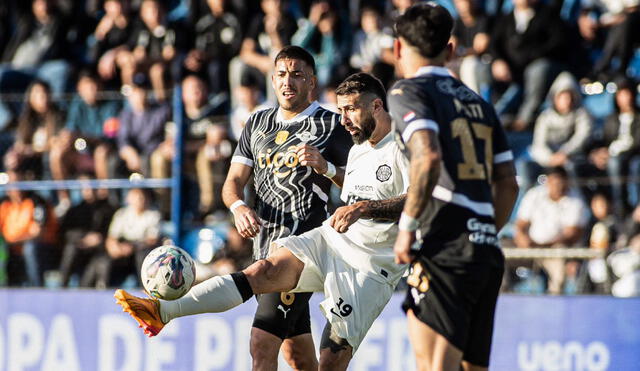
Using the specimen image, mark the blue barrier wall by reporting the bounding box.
[0,290,639,371]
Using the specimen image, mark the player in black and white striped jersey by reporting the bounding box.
[221,46,351,370]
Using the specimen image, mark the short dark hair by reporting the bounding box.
[394,3,454,59]
[274,45,316,75]
[335,72,387,110]
[77,69,99,83]
[546,166,568,179]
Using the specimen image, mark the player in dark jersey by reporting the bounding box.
[221,45,351,370]
[389,4,519,371]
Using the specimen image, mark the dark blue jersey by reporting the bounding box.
[389,66,513,252]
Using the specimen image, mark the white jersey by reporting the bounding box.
[325,131,410,283]
[274,130,410,351]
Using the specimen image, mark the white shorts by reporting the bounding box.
[272,227,395,353]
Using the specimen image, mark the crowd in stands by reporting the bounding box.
[0,0,639,295]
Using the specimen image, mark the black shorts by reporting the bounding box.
[403,229,504,366]
[253,291,313,339]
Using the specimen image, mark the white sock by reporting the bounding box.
[159,274,244,323]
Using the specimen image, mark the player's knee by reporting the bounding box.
[248,259,294,290]
[249,332,279,366]
[282,348,316,370]
[246,259,272,279]
[281,341,317,370]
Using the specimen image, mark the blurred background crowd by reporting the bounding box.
[0,0,639,296]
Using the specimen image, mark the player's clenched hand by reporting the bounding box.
[394,230,416,264]
[330,203,363,233]
[233,205,262,239]
[296,144,328,175]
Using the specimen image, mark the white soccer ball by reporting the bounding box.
[141,245,196,300]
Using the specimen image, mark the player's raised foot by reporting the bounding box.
[114,289,165,337]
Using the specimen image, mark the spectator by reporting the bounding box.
[117,73,170,177]
[349,5,394,87]
[382,0,420,32]
[195,124,234,215]
[50,71,121,210]
[490,0,568,131]
[119,0,189,101]
[0,0,71,97]
[0,0,72,128]
[150,75,224,213]
[0,170,58,286]
[591,0,640,81]
[580,79,640,216]
[292,1,350,88]
[94,188,161,287]
[580,193,619,293]
[451,0,491,96]
[523,72,592,191]
[4,80,64,180]
[58,176,116,287]
[232,0,297,101]
[514,166,590,294]
[183,0,242,94]
[229,76,270,141]
[90,0,132,89]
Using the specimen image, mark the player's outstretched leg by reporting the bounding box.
[114,248,305,336]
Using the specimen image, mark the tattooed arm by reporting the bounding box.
[394,130,441,263]
[359,195,407,220]
[329,195,407,233]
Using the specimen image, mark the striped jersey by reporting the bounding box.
[233,101,352,259]
[388,66,513,255]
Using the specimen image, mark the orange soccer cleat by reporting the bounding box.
[114,289,165,337]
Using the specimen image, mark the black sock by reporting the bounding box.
[230,272,253,302]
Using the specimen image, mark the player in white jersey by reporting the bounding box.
[114,73,409,370]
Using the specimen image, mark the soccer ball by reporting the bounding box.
[141,245,196,300]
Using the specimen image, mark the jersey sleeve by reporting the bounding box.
[387,79,439,144]
[323,114,352,167]
[231,112,256,167]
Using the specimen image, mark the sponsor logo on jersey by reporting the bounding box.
[435,79,477,101]
[354,185,375,192]
[257,146,300,178]
[376,164,392,182]
[403,111,416,122]
[274,130,289,145]
[467,218,499,246]
[295,131,318,142]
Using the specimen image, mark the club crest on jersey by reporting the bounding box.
[295,131,317,142]
[376,164,392,182]
[403,111,416,122]
[275,130,289,144]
